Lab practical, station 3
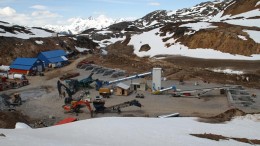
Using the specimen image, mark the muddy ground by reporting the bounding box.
[0,54,259,128]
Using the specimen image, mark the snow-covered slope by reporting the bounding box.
[0,115,259,146]
[87,0,260,60]
[44,15,127,34]
[0,21,53,39]
[128,27,260,60]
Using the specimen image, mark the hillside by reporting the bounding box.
[0,0,260,65]
[0,21,99,65]
[82,0,260,59]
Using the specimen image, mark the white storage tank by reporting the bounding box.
[152,68,161,91]
[8,74,25,80]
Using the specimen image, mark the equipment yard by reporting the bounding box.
[0,55,260,128]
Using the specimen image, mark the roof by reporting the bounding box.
[116,83,130,90]
[40,50,66,59]
[11,58,38,66]
[10,65,32,70]
[48,56,68,63]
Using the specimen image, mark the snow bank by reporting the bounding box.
[0,116,259,146]
[15,122,32,129]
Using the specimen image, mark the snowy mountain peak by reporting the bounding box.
[44,15,126,34]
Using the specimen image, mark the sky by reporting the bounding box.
[0,0,213,27]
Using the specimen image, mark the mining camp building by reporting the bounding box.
[9,58,44,75]
[38,49,68,68]
[115,83,131,96]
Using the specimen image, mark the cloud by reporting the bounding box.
[30,5,47,10]
[148,2,160,6]
[0,6,63,26]
[0,7,16,16]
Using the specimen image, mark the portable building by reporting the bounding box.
[115,83,131,96]
[130,82,146,91]
[9,58,44,75]
[37,49,68,68]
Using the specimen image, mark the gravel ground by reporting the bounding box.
[1,56,259,127]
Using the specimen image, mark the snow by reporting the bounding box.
[0,115,259,146]
[180,22,217,31]
[96,30,112,34]
[256,1,260,7]
[129,28,260,60]
[224,18,260,28]
[44,15,127,34]
[0,65,10,71]
[35,40,44,44]
[211,69,244,75]
[167,10,176,16]
[211,9,260,27]
[75,46,90,52]
[243,30,260,43]
[15,123,32,129]
[237,35,247,41]
[0,27,52,39]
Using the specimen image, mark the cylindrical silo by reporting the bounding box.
[152,68,161,91]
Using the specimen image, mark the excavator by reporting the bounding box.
[62,90,93,117]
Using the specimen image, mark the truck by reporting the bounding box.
[99,88,112,98]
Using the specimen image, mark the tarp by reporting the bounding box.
[55,117,77,126]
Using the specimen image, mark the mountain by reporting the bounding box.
[83,0,260,60]
[44,15,128,34]
[0,20,99,65]
[0,0,260,65]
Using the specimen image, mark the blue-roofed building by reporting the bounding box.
[37,49,68,68]
[10,58,44,75]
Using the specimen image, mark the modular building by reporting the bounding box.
[38,49,68,68]
[115,83,131,96]
[9,58,44,75]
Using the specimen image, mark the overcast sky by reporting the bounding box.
[0,0,213,26]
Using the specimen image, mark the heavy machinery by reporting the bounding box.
[64,72,95,92]
[93,98,142,114]
[62,90,93,117]
[0,93,22,109]
[62,100,93,117]
[95,71,152,91]
[98,88,112,98]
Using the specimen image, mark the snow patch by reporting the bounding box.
[256,1,260,7]
[15,122,32,129]
[35,40,44,44]
[211,69,244,75]
[75,46,90,53]
[129,28,260,60]
[0,65,10,71]
[243,30,260,43]
[237,35,247,41]
[180,22,217,31]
